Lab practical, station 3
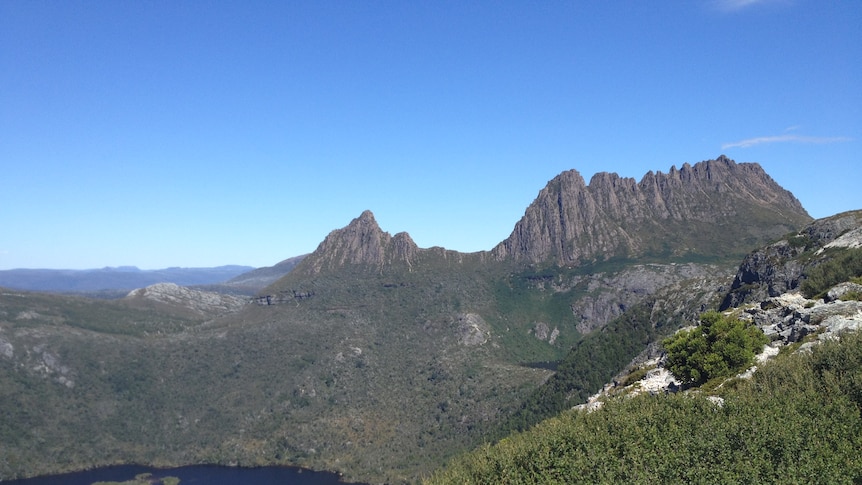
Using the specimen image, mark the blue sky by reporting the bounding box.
[1,0,860,270]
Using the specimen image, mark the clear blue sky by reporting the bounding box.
[1,0,860,270]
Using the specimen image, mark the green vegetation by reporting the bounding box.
[800,247,862,298]
[0,216,816,482]
[497,286,714,436]
[663,311,769,387]
[490,267,585,363]
[424,331,862,484]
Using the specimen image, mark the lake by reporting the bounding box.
[1,464,365,485]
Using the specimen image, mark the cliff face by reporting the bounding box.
[720,210,862,309]
[492,156,811,266]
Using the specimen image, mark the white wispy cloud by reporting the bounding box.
[712,0,787,12]
[722,134,852,149]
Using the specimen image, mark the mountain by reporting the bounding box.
[0,156,817,483]
[298,210,421,274]
[0,265,254,296]
[493,155,809,265]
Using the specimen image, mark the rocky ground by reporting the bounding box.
[577,281,862,411]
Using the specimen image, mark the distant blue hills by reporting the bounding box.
[0,265,254,294]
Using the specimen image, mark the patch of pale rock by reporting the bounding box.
[576,282,862,412]
[127,283,247,315]
[816,226,862,254]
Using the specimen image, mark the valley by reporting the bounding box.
[3,157,848,484]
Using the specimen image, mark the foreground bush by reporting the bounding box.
[662,311,768,386]
[424,332,862,484]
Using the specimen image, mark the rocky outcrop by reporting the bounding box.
[492,156,810,266]
[740,291,862,347]
[720,210,862,309]
[719,240,808,308]
[581,283,862,411]
[456,313,490,346]
[125,283,247,316]
[571,263,725,333]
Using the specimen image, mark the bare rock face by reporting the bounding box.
[304,210,419,274]
[721,210,862,309]
[720,240,808,309]
[125,283,247,316]
[492,156,810,266]
[456,313,490,346]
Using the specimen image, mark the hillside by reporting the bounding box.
[425,213,862,484]
[424,331,862,484]
[0,156,814,483]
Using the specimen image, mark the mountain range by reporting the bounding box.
[0,265,253,296]
[0,156,829,483]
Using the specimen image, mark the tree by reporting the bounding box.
[663,311,769,386]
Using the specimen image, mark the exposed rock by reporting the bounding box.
[573,263,722,333]
[817,226,862,253]
[0,336,13,359]
[493,156,810,266]
[548,327,560,345]
[302,211,420,274]
[803,210,862,247]
[720,240,807,309]
[533,322,551,340]
[591,280,861,406]
[738,289,862,346]
[125,283,247,316]
[29,344,74,388]
[826,282,862,302]
[637,366,679,395]
[456,313,490,346]
[721,209,862,309]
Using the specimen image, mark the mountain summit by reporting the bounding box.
[492,156,810,265]
[303,210,419,273]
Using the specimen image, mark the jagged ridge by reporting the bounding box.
[492,156,810,266]
[302,210,420,274]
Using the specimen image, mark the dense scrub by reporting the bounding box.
[663,311,769,386]
[424,331,862,484]
[497,282,718,436]
[801,247,862,298]
[497,304,662,435]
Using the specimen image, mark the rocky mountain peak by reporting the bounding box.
[492,156,811,266]
[302,210,419,274]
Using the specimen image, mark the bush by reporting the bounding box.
[663,311,768,386]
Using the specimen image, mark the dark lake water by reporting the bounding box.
[1,464,365,485]
[523,360,558,371]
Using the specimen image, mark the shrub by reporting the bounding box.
[662,311,768,387]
